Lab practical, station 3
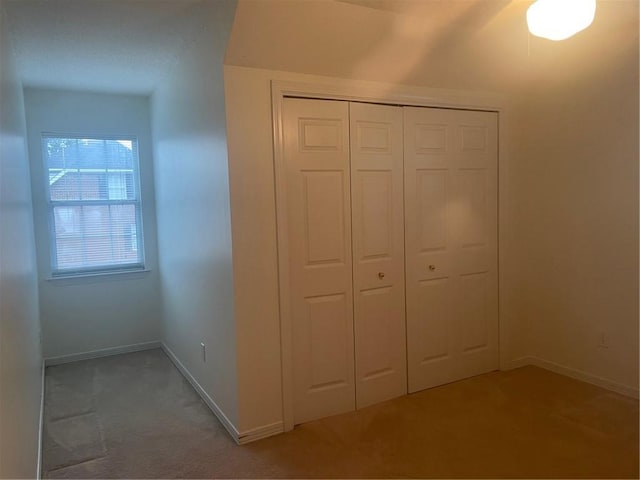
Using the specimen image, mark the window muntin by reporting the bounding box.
[43,135,144,276]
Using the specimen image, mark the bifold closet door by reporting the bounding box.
[404,106,499,393]
[349,102,407,409]
[283,98,355,425]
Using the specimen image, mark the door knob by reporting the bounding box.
[378,272,385,279]
[429,265,436,271]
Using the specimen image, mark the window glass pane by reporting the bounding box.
[107,172,133,200]
[53,206,83,269]
[109,204,140,264]
[45,137,137,201]
[54,206,81,235]
[45,135,143,274]
[82,205,112,265]
[80,172,102,200]
[49,171,80,200]
[52,204,142,271]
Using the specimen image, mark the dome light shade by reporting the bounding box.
[527,0,597,41]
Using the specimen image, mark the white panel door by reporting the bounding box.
[404,106,498,393]
[349,102,406,409]
[283,98,355,424]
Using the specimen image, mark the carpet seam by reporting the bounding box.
[45,454,107,474]
[47,409,96,424]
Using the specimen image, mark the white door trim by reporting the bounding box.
[271,78,511,432]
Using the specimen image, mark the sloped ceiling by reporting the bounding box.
[3,0,217,94]
[3,0,637,96]
[225,0,529,92]
[225,0,637,94]
[338,0,511,30]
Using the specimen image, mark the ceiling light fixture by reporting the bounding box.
[526,0,597,41]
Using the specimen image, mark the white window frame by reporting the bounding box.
[42,133,146,277]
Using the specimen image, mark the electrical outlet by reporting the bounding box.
[201,342,206,361]
[598,332,609,349]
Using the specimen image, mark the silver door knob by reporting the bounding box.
[429,265,436,271]
[378,272,385,279]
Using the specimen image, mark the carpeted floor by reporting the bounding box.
[42,348,639,479]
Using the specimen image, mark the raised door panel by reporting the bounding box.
[283,98,355,425]
[297,293,350,389]
[358,286,397,382]
[303,171,345,265]
[299,120,343,151]
[406,277,455,391]
[350,102,406,409]
[458,273,489,354]
[359,171,393,260]
[457,169,488,249]
[417,169,448,253]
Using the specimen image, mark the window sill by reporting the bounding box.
[46,268,151,285]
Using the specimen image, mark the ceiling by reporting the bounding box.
[5,0,522,95]
[6,0,631,96]
[3,0,213,94]
[338,0,513,30]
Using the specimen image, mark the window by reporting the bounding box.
[43,135,145,276]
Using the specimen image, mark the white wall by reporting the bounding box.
[223,0,639,434]
[0,1,42,477]
[151,0,239,428]
[24,89,161,359]
[223,67,285,433]
[510,1,639,394]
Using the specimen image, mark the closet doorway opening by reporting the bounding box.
[271,80,508,431]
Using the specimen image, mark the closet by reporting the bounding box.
[282,97,498,425]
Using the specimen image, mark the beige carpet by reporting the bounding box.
[42,349,639,479]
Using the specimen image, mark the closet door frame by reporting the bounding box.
[271,79,511,432]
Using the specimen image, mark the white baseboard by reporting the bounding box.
[160,342,284,445]
[160,343,242,444]
[504,356,639,399]
[37,359,45,479]
[237,421,284,445]
[44,341,161,366]
[502,356,534,370]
